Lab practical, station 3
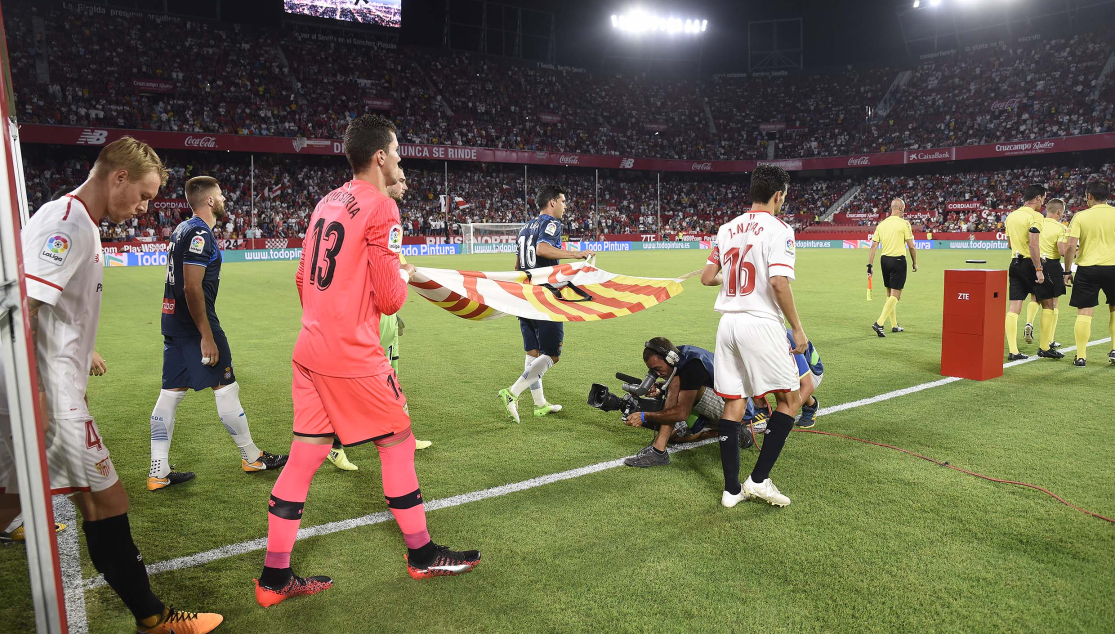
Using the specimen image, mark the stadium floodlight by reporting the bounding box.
[912,0,920,7]
[929,0,942,5]
[611,9,708,35]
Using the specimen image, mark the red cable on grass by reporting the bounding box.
[791,428,1115,524]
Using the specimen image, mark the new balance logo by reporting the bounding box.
[76,129,108,145]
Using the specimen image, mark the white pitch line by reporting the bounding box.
[82,336,1114,592]
[54,496,87,634]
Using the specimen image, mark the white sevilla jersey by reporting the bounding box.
[21,194,104,419]
[708,210,796,321]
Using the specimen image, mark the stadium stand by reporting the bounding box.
[5,1,1112,161]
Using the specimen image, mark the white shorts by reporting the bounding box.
[714,313,799,400]
[43,416,118,495]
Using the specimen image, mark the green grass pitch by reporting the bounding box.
[2,248,1113,633]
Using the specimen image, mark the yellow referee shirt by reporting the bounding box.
[1004,205,1043,258]
[871,215,914,257]
[1068,203,1115,266]
[1039,217,1066,261]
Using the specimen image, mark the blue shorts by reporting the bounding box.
[519,318,564,357]
[162,331,236,391]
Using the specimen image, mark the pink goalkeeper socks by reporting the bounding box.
[377,434,431,548]
[265,441,331,566]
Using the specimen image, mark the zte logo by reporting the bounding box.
[958,293,969,300]
[76,129,108,145]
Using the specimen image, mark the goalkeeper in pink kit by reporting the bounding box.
[254,115,480,607]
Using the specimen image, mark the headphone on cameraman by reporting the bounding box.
[645,340,680,367]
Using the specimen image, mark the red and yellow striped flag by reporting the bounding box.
[408,260,687,322]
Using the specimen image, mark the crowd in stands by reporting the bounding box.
[5,1,1113,163]
[839,163,1115,232]
[21,145,1112,243]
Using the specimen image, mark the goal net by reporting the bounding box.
[460,222,524,255]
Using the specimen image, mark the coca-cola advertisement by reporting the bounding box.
[690,162,713,171]
[538,113,562,124]
[847,156,872,166]
[132,79,175,94]
[990,97,1023,111]
[363,97,395,110]
[184,135,218,149]
[643,123,668,132]
[759,122,787,132]
[945,202,982,211]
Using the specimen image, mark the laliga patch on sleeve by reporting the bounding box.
[388,224,403,254]
[39,232,72,266]
[785,238,796,256]
[544,221,558,236]
[189,235,206,255]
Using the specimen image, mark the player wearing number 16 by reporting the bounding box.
[255,115,480,609]
[497,185,595,423]
[701,164,808,509]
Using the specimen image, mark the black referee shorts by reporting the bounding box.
[1070,265,1115,309]
[1035,259,1066,299]
[880,255,907,290]
[1008,257,1039,301]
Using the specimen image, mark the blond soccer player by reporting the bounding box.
[0,138,222,633]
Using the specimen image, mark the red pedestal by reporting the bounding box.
[941,269,1008,381]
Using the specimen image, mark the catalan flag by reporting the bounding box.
[409,259,687,322]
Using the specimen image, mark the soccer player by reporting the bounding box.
[1004,184,1051,360]
[147,176,288,490]
[787,329,824,428]
[328,168,430,472]
[1026,198,1070,359]
[0,138,222,632]
[1063,179,1115,367]
[497,184,594,423]
[867,198,917,337]
[701,164,808,508]
[255,115,479,608]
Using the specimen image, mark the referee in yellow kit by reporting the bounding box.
[1063,179,1115,367]
[867,198,917,337]
[1004,184,1050,361]
[1031,198,1069,359]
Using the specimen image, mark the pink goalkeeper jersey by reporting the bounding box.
[293,179,407,378]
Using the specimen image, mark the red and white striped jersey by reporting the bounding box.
[707,209,796,321]
[293,179,407,378]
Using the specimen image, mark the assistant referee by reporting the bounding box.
[1004,184,1050,361]
[867,198,917,337]
[1063,179,1115,367]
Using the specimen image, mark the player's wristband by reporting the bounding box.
[640,412,646,423]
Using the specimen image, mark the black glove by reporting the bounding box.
[866,263,873,275]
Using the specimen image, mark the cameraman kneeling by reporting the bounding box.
[622,338,755,468]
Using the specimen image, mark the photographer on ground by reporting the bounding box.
[621,337,758,468]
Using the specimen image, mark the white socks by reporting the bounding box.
[214,382,260,462]
[149,389,187,478]
[511,355,554,398]
[523,354,547,405]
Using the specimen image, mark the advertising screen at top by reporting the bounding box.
[283,0,402,28]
